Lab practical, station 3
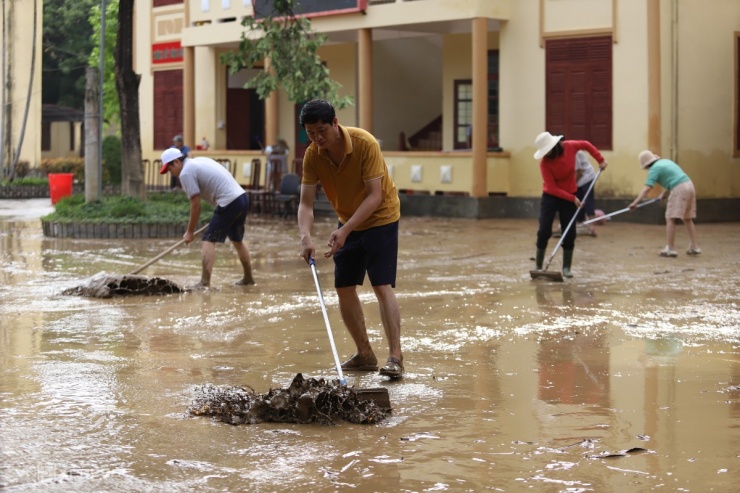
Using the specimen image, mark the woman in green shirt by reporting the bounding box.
[629,150,701,257]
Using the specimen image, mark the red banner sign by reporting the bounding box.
[152,42,184,64]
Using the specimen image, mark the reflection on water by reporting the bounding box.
[1,202,739,492]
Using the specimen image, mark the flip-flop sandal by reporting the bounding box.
[379,357,404,379]
[340,354,378,372]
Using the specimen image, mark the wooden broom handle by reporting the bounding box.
[129,224,209,275]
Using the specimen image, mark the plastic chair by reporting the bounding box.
[273,173,301,217]
[246,158,261,190]
[245,158,271,214]
[268,156,287,192]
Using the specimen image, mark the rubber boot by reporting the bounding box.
[562,249,574,278]
[535,248,546,270]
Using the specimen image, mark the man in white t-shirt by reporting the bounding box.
[160,148,255,288]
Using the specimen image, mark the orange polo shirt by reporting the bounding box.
[302,125,400,230]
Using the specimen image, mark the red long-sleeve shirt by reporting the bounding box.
[540,140,604,202]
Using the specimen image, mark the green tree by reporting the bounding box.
[42,0,97,108]
[102,134,121,184]
[115,0,144,198]
[83,0,139,197]
[88,0,119,128]
[220,0,352,108]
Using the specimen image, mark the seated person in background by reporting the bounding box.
[170,135,191,189]
[574,150,599,237]
[265,138,289,192]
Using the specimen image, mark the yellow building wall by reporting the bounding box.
[502,0,740,199]
[610,0,651,197]
[500,0,627,199]
[42,122,83,160]
[0,0,42,168]
[318,43,358,128]
[443,34,472,153]
[669,0,740,198]
[499,2,549,199]
[275,89,296,161]
[441,32,500,152]
[543,0,613,32]
[194,46,219,151]
[139,0,740,200]
[384,151,510,196]
[138,1,159,165]
[373,36,443,151]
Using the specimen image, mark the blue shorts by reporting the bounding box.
[333,220,399,288]
[202,193,249,243]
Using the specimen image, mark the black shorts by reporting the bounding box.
[202,193,249,243]
[333,220,399,288]
[576,181,596,221]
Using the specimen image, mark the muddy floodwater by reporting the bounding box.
[1,198,738,492]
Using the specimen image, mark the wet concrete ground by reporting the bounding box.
[1,198,738,492]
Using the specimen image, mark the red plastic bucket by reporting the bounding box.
[48,173,74,205]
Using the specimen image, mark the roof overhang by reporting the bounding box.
[182,0,509,48]
[42,104,84,123]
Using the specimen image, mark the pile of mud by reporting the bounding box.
[62,272,185,298]
[189,373,390,425]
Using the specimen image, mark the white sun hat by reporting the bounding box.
[638,150,660,169]
[533,131,563,160]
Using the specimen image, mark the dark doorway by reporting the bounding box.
[294,102,310,159]
[227,88,264,150]
[153,69,183,150]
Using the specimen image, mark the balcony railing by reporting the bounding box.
[185,0,428,28]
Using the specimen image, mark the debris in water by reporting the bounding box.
[719,385,740,393]
[188,373,390,425]
[588,447,650,459]
[62,271,185,298]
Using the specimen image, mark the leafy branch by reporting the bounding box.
[220,0,352,108]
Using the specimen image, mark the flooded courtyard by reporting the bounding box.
[1,198,738,492]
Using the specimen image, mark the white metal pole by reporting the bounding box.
[98,0,105,195]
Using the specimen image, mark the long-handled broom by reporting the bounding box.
[308,258,391,410]
[129,224,209,275]
[581,197,660,225]
[63,224,210,298]
[530,168,603,282]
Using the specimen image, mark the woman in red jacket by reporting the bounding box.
[533,132,608,278]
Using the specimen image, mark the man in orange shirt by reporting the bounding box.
[297,99,404,379]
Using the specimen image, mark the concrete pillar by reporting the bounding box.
[471,17,488,198]
[183,46,195,151]
[265,57,278,148]
[84,67,101,202]
[195,46,218,150]
[647,0,661,154]
[358,28,373,133]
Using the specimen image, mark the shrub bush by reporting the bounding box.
[40,157,85,181]
[108,196,146,218]
[15,160,30,177]
[1,160,30,180]
[102,135,122,184]
[0,176,48,187]
[42,192,214,224]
